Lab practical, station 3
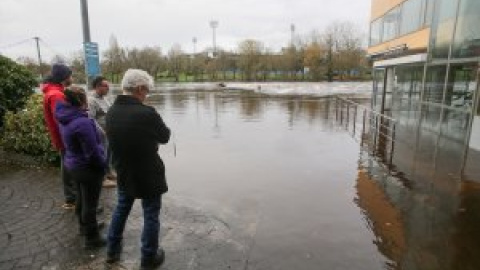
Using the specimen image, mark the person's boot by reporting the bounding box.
[140,248,165,269]
[84,228,107,249]
[106,241,123,264]
[79,221,105,235]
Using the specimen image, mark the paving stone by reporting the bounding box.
[0,165,250,269]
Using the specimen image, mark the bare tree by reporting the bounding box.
[237,39,264,81]
[102,35,126,83]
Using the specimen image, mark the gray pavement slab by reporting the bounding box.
[0,166,250,270]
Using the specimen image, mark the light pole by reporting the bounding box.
[33,37,44,79]
[290,23,295,47]
[192,37,197,81]
[192,37,197,55]
[80,0,93,87]
[209,20,218,57]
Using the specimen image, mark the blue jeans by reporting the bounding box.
[107,189,162,258]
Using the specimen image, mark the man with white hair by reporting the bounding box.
[105,69,170,269]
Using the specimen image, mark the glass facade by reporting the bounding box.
[369,0,433,46]
[383,7,401,42]
[370,19,383,46]
[430,0,459,59]
[400,0,423,36]
[452,0,480,58]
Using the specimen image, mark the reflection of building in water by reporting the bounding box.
[356,152,480,270]
[367,0,480,182]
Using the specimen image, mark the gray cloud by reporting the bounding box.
[0,0,371,61]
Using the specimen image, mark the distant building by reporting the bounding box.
[367,0,480,181]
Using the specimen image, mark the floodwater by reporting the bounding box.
[149,88,480,270]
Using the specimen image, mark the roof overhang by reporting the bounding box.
[373,53,427,68]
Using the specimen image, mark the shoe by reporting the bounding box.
[84,234,107,249]
[79,221,105,236]
[106,243,123,264]
[140,249,165,269]
[102,179,117,188]
[105,173,117,180]
[61,203,75,210]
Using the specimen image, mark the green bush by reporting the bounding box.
[0,55,37,127]
[1,94,60,164]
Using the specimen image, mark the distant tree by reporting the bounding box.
[238,39,264,81]
[103,35,126,83]
[125,46,163,79]
[167,44,185,82]
[69,51,86,84]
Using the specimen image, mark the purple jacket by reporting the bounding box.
[55,102,106,171]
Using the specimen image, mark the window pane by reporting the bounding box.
[383,7,400,41]
[400,0,423,35]
[444,64,477,110]
[452,0,480,58]
[431,0,459,59]
[370,19,383,46]
[423,0,434,26]
[423,65,447,104]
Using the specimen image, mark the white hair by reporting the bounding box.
[121,69,154,93]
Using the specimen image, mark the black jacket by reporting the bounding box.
[106,95,171,198]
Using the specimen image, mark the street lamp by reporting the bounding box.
[209,20,218,58]
[192,37,197,55]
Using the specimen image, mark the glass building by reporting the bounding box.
[367,0,480,182]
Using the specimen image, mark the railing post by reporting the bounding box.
[335,97,338,121]
[390,122,396,165]
[373,114,379,155]
[346,103,350,130]
[361,109,367,147]
[340,101,344,125]
[353,105,357,136]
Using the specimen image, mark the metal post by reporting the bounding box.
[361,109,367,146]
[340,101,344,125]
[346,103,350,130]
[80,0,91,43]
[80,0,92,87]
[335,98,338,121]
[373,114,379,155]
[390,123,396,165]
[353,105,357,136]
[33,37,43,78]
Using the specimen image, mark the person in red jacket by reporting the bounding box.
[42,63,76,209]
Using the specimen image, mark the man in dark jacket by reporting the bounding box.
[106,69,170,269]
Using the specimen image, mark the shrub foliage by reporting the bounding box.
[0,55,37,127]
[1,94,60,164]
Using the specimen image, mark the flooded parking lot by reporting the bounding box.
[2,87,480,269]
[154,88,480,270]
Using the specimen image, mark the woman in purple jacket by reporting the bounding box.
[55,87,107,249]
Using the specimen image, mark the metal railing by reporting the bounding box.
[335,97,398,165]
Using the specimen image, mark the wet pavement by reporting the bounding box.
[1,89,480,269]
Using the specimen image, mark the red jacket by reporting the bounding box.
[42,83,66,151]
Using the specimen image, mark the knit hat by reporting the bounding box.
[50,63,72,83]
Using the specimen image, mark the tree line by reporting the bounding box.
[17,21,370,84]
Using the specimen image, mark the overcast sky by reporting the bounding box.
[0,0,371,62]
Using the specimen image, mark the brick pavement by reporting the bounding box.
[0,166,250,270]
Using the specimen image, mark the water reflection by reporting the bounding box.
[357,150,480,270]
[141,89,480,270]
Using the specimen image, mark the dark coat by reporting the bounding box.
[106,95,171,198]
[55,102,106,172]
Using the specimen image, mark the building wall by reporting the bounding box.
[367,28,430,55]
[371,0,408,21]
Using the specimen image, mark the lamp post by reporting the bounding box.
[209,20,218,57]
[33,37,44,79]
[192,37,197,81]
